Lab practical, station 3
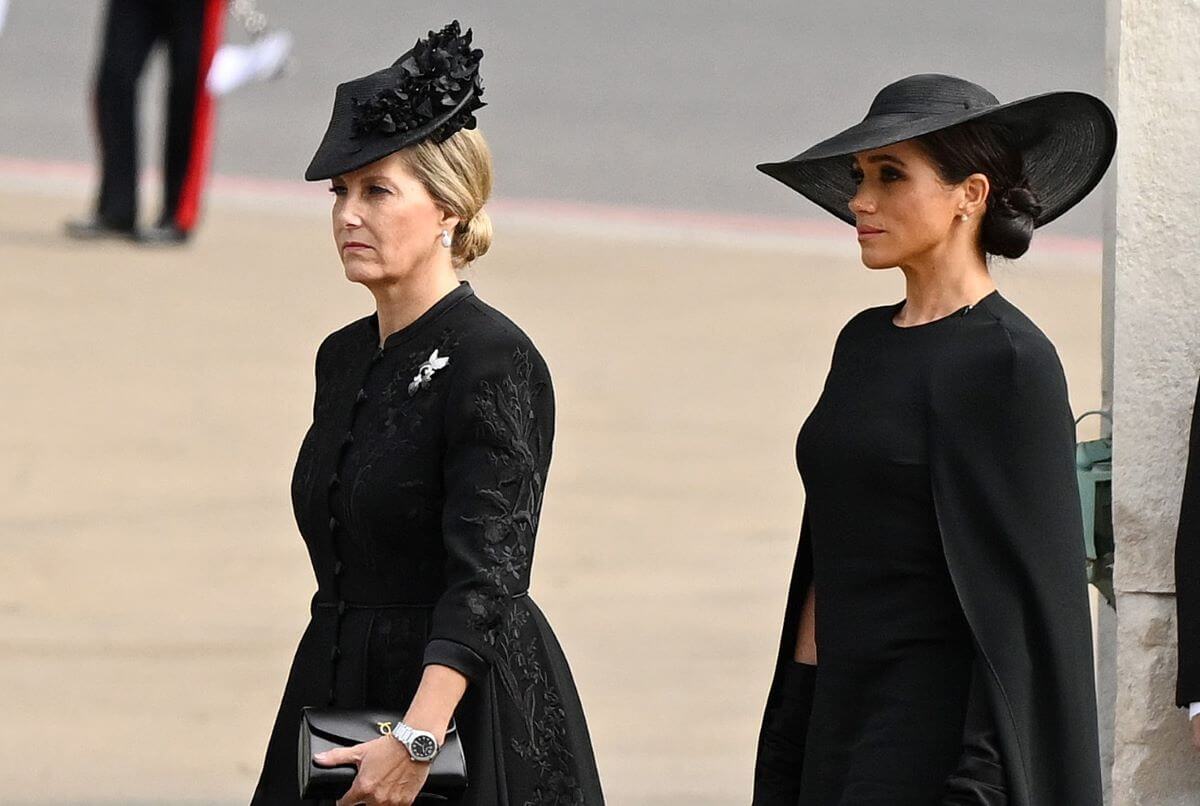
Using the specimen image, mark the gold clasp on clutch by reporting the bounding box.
[377,721,393,735]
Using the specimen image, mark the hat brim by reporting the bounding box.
[304,79,480,181]
[757,91,1116,228]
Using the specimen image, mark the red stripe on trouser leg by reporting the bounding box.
[174,0,224,233]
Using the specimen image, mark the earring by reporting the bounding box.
[440,229,452,248]
[959,213,970,222]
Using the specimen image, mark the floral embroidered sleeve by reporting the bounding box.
[423,336,554,681]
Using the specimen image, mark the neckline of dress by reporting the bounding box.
[371,281,474,351]
[888,289,999,331]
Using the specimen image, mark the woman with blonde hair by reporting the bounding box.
[250,22,604,805]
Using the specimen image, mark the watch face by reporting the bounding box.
[409,733,438,761]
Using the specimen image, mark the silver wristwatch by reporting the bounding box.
[390,721,440,762]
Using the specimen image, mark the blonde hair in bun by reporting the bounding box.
[399,128,494,268]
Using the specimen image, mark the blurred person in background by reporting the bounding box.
[1175,375,1200,751]
[751,74,1115,805]
[65,0,225,245]
[250,22,605,806]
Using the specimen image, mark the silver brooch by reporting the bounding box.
[408,349,450,396]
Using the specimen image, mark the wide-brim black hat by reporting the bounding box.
[305,21,485,181]
[758,73,1116,227]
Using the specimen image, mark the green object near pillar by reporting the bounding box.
[1075,410,1114,608]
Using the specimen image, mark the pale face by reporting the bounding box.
[328,151,456,287]
[847,139,978,270]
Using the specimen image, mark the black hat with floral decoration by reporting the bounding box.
[304,20,485,181]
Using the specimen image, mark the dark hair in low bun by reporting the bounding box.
[981,184,1042,258]
[915,120,1042,259]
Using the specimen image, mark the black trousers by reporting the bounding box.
[92,0,223,231]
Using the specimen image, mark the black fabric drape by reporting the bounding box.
[1176,374,1200,707]
[926,295,1101,806]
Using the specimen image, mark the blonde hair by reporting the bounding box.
[399,128,494,268]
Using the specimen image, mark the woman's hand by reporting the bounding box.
[318,664,465,804]
[314,735,431,806]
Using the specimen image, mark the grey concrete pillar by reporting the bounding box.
[1097,1,1121,799]
[1110,1,1200,803]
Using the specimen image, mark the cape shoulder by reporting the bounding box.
[931,294,1069,411]
[836,295,1064,391]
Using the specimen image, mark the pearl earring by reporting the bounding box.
[959,213,969,222]
[440,229,452,248]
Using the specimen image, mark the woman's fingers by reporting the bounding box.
[313,742,365,768]
[326,736,427,805]
[335,781,370,806]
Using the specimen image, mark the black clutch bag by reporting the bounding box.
[298,707,468,801]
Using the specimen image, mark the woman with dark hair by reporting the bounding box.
[751,74,1116,806]
[250,22,604,805]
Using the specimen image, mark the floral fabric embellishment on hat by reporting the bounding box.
[408,349,450,396]
[350,20,485,144]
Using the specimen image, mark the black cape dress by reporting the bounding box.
[752,291,1102,806]
[251,282,605,806]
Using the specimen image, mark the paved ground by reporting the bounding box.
[0,0,1108,235]
[0,171,1104,803]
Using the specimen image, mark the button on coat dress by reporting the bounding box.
[251,283,605,805]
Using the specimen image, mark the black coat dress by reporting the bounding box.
[1176,375,1200,708]
[251,282,605,806]
[753,292,1102,806]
